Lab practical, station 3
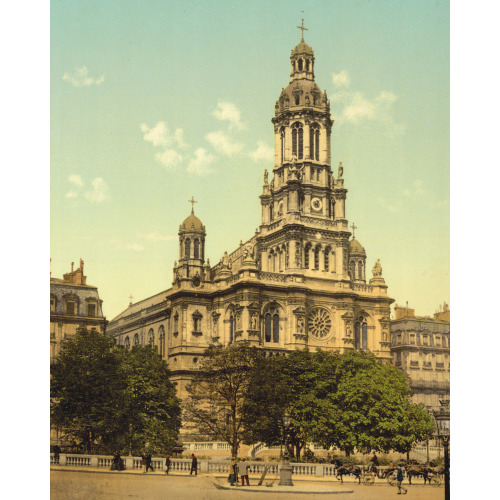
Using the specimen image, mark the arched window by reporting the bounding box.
[310,125,320,161]
[229,314,234,344]
[148,329,154,346]
[280,128,285,163]
[298,59,303,71]
[264,307,280,343]
[358,261,363,280]
[194,239,199,259]
[306,59,310,71]
[185,238,191,258]
[315,130,319,160]
[134,333,140,346]
[158,325,165,357]
[314,245,321,270]
[355,319,368,350]
[304,242,312,268]
[324,247,331,272]
[124,336,130,350]
[350,261,355,279]
[292,123,303,159]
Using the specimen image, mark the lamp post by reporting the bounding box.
[278,411,293,486]
[433,399,450,500]
[128,423,133,457]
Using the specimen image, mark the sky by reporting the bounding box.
[50,0,450,321]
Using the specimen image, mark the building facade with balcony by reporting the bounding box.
[50,259,107,361]
[107,29,395,401]
[390,303,450,412]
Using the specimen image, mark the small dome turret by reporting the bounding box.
[349,238,366,256]
[179,213,205,234]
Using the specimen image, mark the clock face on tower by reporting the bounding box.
[311,197,322,211]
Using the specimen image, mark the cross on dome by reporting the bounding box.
[351,223,357,239]
[188,196,197,214]
[297,18,308,42]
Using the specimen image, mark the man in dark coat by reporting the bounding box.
[396,464,407,494]
[190,454,198,475]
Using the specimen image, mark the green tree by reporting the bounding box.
[50,328,181,455]
[183,342,260,458]
[119,345,181,455]
[50,327,123,453]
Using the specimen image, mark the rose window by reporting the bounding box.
[308,308,332,339]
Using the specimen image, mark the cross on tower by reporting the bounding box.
[350,223,357,239]
[128,294,134,306]
[188,196,197,214]
[297,18,308,42]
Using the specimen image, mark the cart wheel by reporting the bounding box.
[430,476,441,487]
[362,474,375,485]
[387,472,398,487]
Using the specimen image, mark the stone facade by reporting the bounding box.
[50,259,107,361]
[107,33,395,401]
[390,303,450,412]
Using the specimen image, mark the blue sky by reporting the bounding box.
[50,0,450,320]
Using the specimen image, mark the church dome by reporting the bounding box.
[179,212,205,234]
[292,40,314,56]
[349,238,366,256]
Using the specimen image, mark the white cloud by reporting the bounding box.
[140,122,170,147]
[332,70,350,87]
[84,177,108,204]
[155,149,183,169]
[205,131,243,156]
[65,191,78,199]
[250,140,274,162]
[62,66,104,87]
[68,174,84,187]
[213,101,245,130]
[124,243,144,252]
[173,128,187,149]
[187,148,214,176]
[378,197,397,213]
[342,92,377,122]
[139,232,176,242]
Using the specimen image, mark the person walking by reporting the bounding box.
[111,452,121,471]
[240,462,250,486]
[165,455,171,474]
[396,464,407,494]
[141,453,147,473]
[146,453,153,472]
[228,460,236,486]
[190,454,198,475]
[53,445,61,465]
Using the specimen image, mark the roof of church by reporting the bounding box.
[349,238,366,255]
[179,212,205,233]
[292,40,314,56]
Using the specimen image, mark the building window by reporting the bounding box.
[193,311,202,332]
[148,329,154,347]
[185,238,191,258]
[280,128,285,163]
[134,333,140,346]
[357,262,363,280]
[65,301,76,315]
[310,125,320,161]
[355,320,368,350]
[349,261,355,280]
[229,314,235,344]
[158,325,165,357]
[194,239,200,259]
[304,242,311,268]
[435,335,441,346]
[264,307,280,343]
[298,58,303,71]
[51,297,56,313]
[423,334,429,346]
[314,245,321,270]
[124,337,130,350]
[292,123,303,159]
[87,303,96,316]
[324,247,330,271]
[410,333,415,344]
[174,313,179,333]
[315,129,319,161]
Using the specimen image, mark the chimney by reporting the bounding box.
[71,262,74,272]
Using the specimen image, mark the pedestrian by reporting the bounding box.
[190,454,198,475]
[53,445,61,465]
[146,452,153,472]
[240,461,250,486]
[228,460,236,486]
[141,453,147,473]
[111,451,121,471]
[165,455,171,474]
[396,464,407,494]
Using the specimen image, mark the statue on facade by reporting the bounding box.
[346,323,352,338]
[251,313,258,330]
[221,251,230,268]
[243,243,254,261]
[372,259,383,277]
[290,155,297,170]
[338,161,343,178]
[264,170,269,185]
[297,316,304,334]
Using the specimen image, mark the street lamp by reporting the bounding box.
[128,423,133,457]
[278,411,293,486]
[433,399,450,500]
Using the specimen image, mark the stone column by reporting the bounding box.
[304,122,311,159]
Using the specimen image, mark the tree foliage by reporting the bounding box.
[50,327,181,455]
[183,342,260,458]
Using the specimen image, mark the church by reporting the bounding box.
[107,26,394,399]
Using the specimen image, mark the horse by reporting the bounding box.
[406,465,440,485]
[331,460,363,484]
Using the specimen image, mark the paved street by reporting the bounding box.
[51,469,445,500]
